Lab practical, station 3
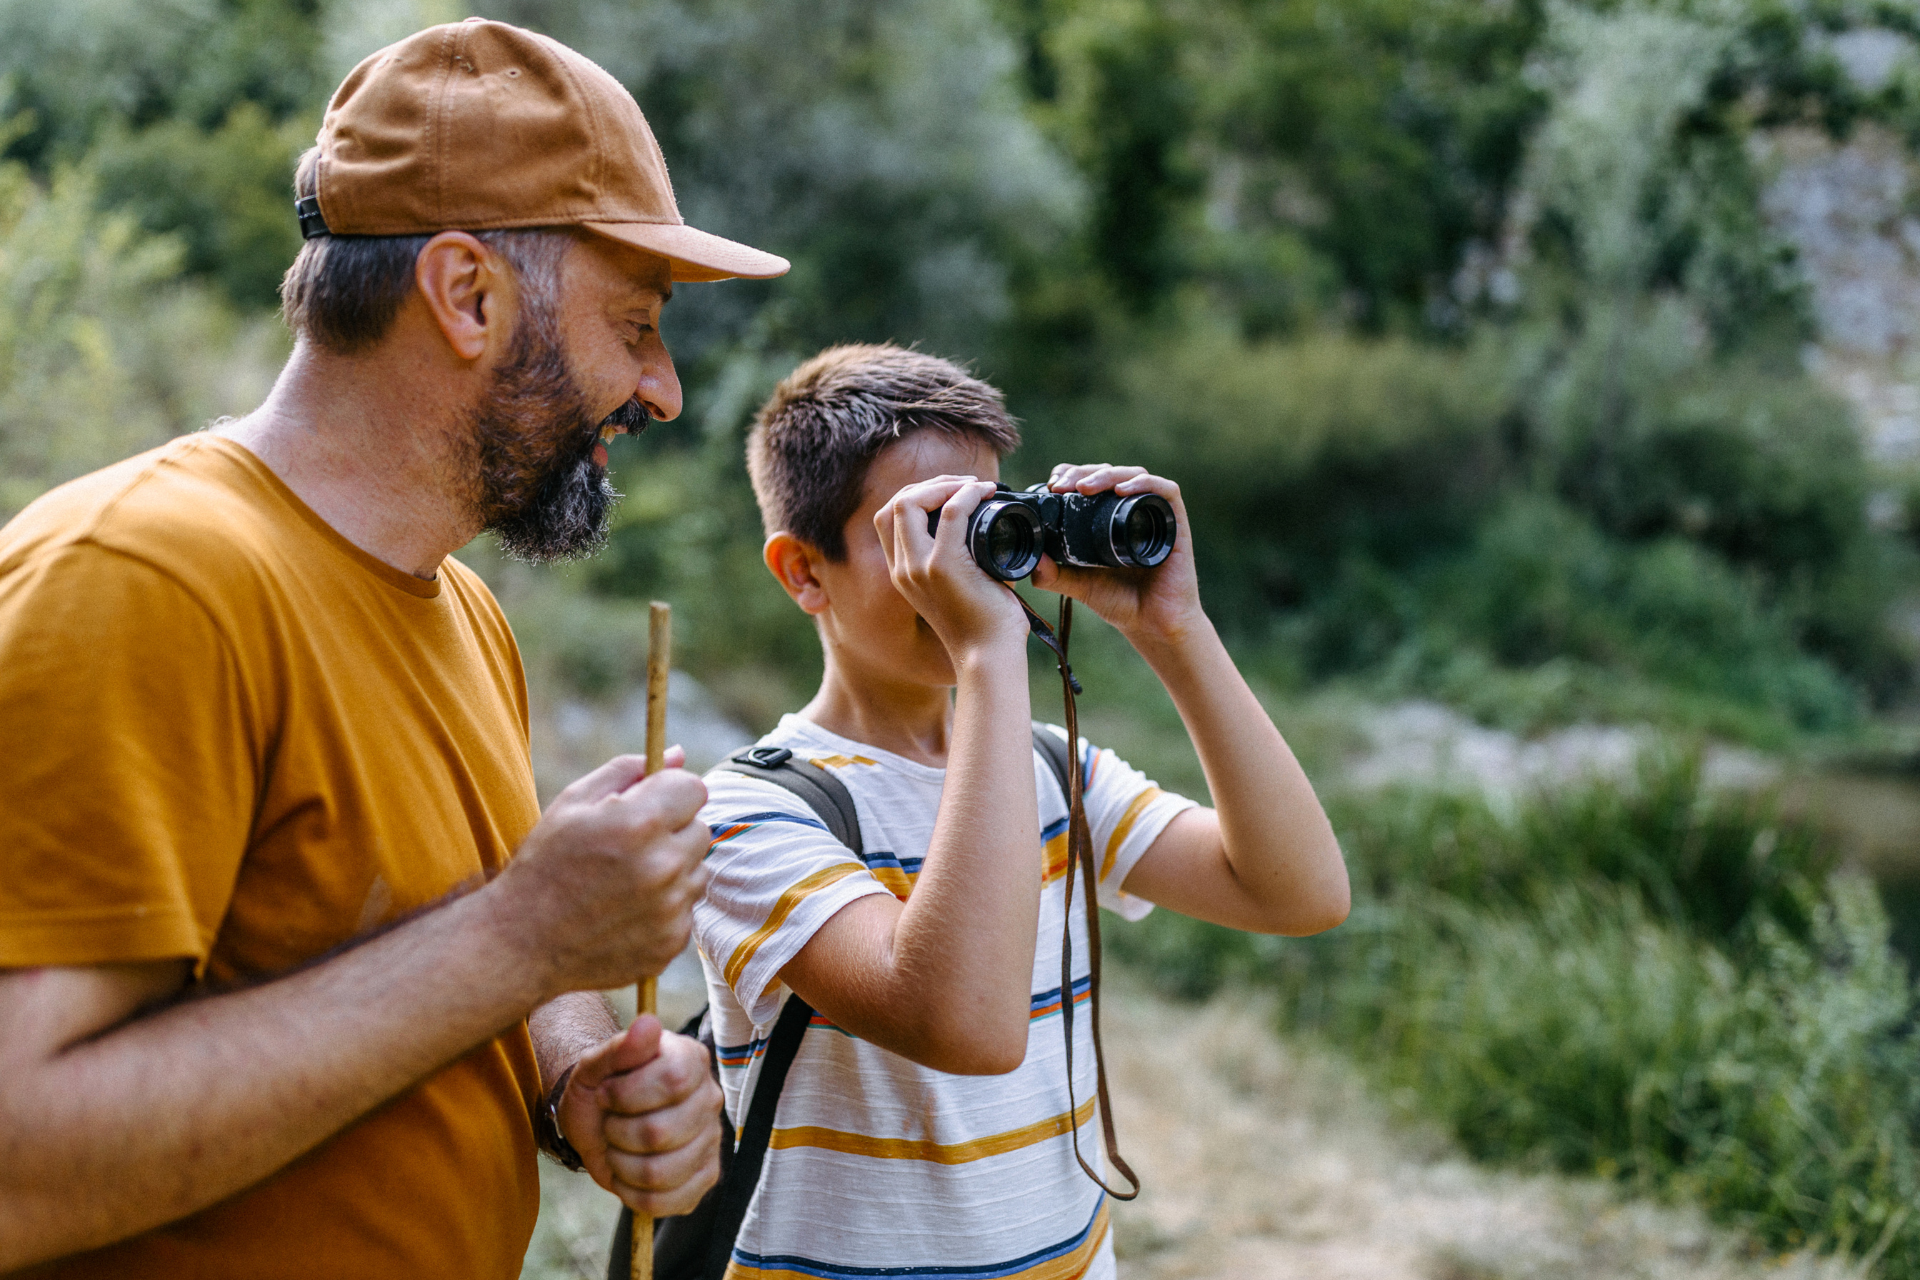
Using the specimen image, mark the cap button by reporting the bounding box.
[463,14,485,21]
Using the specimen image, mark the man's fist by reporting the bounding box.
[559,1014,723,1217]
[490,746,712,997]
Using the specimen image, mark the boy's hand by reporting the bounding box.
[1030,464,1204,650]
[874,475,1027,660]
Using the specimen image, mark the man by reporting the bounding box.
[0,19,788,1278]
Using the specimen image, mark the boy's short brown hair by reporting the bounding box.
[748,344,1021,560]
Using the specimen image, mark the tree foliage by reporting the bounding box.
[1,0,1917,735]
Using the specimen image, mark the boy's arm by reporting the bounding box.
[1032,464,1350,937]
[775,477,1041,1075]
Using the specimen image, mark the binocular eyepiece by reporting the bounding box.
[927,481,1177,582]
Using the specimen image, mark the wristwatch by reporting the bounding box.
[536,1062,586,1172]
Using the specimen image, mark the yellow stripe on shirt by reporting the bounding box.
[1100,787,1163,882]
[769,1095,1098,1165]
[808,753,878,769]
[724,862,869,990]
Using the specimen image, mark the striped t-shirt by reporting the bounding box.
[693,714,1196,1280]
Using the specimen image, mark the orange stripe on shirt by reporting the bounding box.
[723,862,868,990]
[769,1095,1098,1165]
[1041,828,1071,884]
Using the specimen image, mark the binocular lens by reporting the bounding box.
[1111,494,1176,567]
[976,501,1044,581]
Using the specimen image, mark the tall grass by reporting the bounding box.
[1110,758,1920,1274]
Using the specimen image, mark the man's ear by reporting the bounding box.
[765,533,830,615]
[413,231,512,364]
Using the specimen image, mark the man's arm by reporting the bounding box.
[530,993,723,1215]
[1033,464,1350,937]
[0,753,712,1272]
[776,477,1041,1076]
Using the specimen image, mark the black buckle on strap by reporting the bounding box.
[295,195,330,239]
[734,746,793,768]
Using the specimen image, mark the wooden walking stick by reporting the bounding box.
[632,600,671,1280]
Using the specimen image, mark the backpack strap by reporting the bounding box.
[612,747,859,1280]
[612,996,816,1280]
[716,746,863,857]
[697,992,814,1280]
[1031,723,1072,807]
[671,748,853,1277]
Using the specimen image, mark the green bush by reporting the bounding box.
[91,104,308,309]
[1036,321,1884,741]
[1331,883,1920,1270]
[1433,496,1862,734]
[1041,327,1514,635]
[0,160,282,519]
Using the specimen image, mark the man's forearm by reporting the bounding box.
[530,991,622,1090]
[0,887,551,1270]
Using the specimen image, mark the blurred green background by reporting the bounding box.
[6,0,1920,1273]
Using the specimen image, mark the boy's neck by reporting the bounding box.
[799,651,956,768]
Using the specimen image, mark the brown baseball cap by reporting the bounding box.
[309,18,788,283]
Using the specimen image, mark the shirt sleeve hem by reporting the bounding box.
[1100,792,1199,922]
[0,904,207,969]
[733,877,898,1025]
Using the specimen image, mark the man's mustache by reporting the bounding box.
[600,397,652,436]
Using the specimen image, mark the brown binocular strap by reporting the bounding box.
[1017,592,1141,1202]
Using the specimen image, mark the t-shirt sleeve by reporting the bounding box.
[1039,724,1198,923]
[0,544,257,972]
[692,768,898,1026]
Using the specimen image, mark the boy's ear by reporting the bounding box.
[764,532,830,615]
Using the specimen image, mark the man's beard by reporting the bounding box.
[463,300,649,563]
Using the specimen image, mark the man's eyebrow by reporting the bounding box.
[626,283,672,310]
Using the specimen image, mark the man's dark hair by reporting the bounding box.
[748,344,1021,560]
[279,146,572,355]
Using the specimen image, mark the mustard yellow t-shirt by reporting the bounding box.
[0,433,545,1279]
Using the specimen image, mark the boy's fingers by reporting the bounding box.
[1028,555,1092,596]
[1075,465,1146,493]
[1049,463,1154,494]
[1113,471,1175,495]
[879,478,968,558]
[931,480,996,547]
[1048,463,1111,491]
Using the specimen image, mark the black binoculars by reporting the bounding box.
[927,481,1177,582]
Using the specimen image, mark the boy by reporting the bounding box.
[692,344,1349,1279]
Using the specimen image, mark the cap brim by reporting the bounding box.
[581,220,789,283]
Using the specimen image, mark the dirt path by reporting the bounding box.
[521,975,1859,1280]
[1101,980,1855,1280]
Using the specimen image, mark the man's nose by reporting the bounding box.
[638,340,683,422]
